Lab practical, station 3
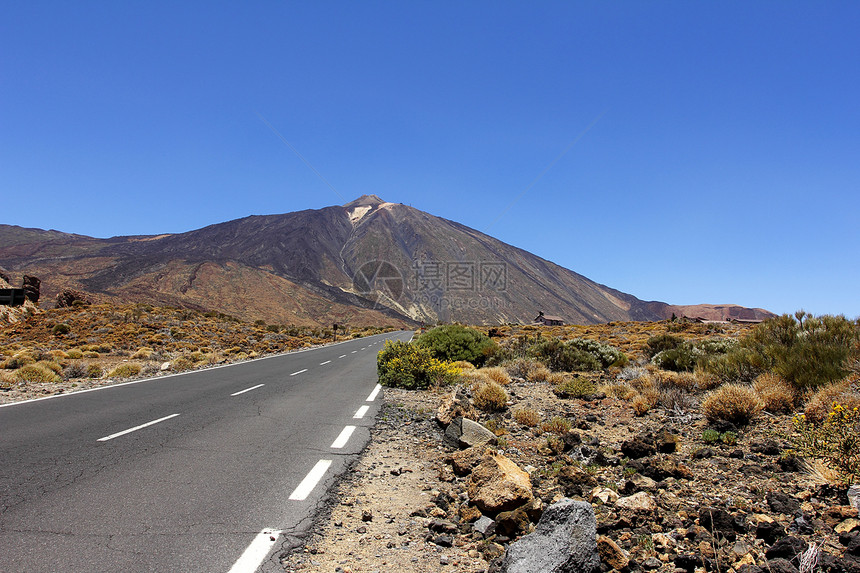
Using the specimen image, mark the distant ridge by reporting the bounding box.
[0,196,775,326]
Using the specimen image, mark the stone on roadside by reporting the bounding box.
[467,451,533,516]
[449,445,487,476]
[590,487,619,505]
[444,416,496,450]
[495,498,600,573]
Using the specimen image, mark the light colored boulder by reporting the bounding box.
[466,451,533,515]
[444,416,496,449]
[615,491,657,512]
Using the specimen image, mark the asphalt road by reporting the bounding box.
[0,330,412,573]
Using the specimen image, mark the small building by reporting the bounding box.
[534,311,565,326]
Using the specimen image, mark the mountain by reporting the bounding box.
[0,196,774,326]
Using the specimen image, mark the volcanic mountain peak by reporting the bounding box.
[343,194,386,208]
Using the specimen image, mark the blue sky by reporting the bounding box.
[2,2,858,318]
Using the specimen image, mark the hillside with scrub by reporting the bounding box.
[283,314,860,573]
[0,302,396,404]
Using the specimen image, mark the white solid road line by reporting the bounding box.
[365,384,381,402]
[289,459,332,501]
[230,384,264,396]
[330,426,356,449]
[353,405,369,419]
[97,413,180,442]
[227,528,282,573]
[289,369,307,376]
[319,360,331,365]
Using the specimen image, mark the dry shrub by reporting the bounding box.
[599,382,637,400]
[49,350,69,360]
[451,360,476,371]
[540,416,572,435]
[530,366,552,382]
[481,366,511,385]
[171,356,194,372]
[4,351,35,369]
[473,382,508,412]
[632,388,660,416]
[804,380,860,424]
[546,371,567,385]
[694,370,722,391]
[503,357,541,379]
[513,408,541,427]
[1,369,19,388]
[16,363,61,383]
[753,373,798,414]
[86,364,103,378]
[702,383,763,425]
[108,363,143,378]
[36,360,62,374]
[82,351,100,359]
[131,347,154,360]
[654,370,698,392]
[66,348,84,359]
[553,375,596,399]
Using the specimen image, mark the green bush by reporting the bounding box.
[566,338,628,368]
[377,340,460,389]
[645,334,684,359]
[416,325,497,367]
[652,342,696,372]
[705,313,859,389]
[529,338,599,372]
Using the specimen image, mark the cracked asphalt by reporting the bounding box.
[0,331,411,573]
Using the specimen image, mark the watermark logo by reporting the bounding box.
[411,260,507,292]
[352,260,404,306]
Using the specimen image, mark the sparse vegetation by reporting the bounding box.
[472,381,508,412]
[791,402,860,484]
[702,383,763,426]
[512,408,541,427]
[377,340,460,390]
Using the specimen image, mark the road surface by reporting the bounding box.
[0,330,411,572]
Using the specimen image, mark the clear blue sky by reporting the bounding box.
[2,2,858,318]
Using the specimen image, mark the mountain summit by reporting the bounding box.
[0,198,773,326]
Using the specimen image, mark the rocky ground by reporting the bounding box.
[280,380,860,573]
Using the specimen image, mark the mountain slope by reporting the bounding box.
[0,196,774,325]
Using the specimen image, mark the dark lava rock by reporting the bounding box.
[708,420,738,434]
[739,464,765,476]
[674,554,703,573]
[846,530,860,555]
[756,520,786,544]
[699,507,736,541]
[693,448,715,459]
[763,558,799,573]
[767,491,800,515]
[765,536,807,561]
[778,455,804,473]
[621,437,656,459]
[432,534,454,547]
[750,440,781,456]
[729,449,745,459]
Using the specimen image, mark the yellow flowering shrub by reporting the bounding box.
[377,340,461,389]
[790,402,860,484]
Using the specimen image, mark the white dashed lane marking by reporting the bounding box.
[330,426,356,449]
[231,384,264,396]
[353,405,369,419]
[227,529,282,573]
[290,369,307,376]
[97,414,180,442]
[365,384,381,402]
[289,460,332,501]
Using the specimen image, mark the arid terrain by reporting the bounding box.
[3,306,858,573]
